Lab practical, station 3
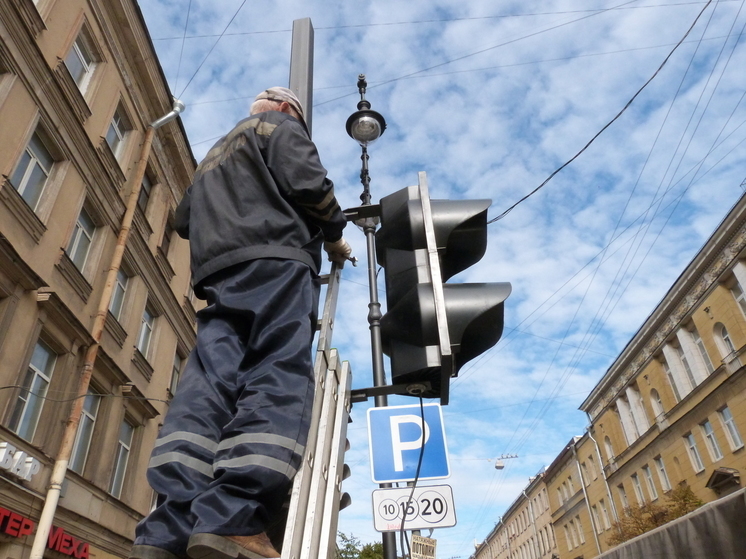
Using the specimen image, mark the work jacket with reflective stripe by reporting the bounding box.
[175,110,346,295]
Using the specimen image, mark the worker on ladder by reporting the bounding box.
[129,87,351,559]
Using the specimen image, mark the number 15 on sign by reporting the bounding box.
[372,485,457,532]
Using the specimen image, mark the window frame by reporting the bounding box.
[718,406,744,451]
[684,432,705,473]
[8,339,57,441]
[136,304,156,359]
[69,388,101,475]
[105,103,132,160]
[700,419,723,462]
[642,464,658,500]
[109,268,130,322]
[9,130,55,212]
[109,417,135,498]
[64,30,98,93]
[631,473,645,504]
[66,205,97,271]
[654,456,672,491]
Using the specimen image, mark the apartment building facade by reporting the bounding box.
[473,470,557,559]
[472,193,746,558]
[0,1,195,558]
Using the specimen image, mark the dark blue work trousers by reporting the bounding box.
[134,259,319,555]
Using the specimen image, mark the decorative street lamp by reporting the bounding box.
[346,74,386,205]
[346,75,396,559]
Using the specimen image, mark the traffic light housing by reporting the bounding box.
[375,172,511,404]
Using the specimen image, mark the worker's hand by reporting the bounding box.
[324,237,352,267]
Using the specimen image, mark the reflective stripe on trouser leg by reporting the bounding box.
[134,259,319,552]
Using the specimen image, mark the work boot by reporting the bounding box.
[187,532,280,559]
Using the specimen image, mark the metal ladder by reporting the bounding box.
[281,262,352,559]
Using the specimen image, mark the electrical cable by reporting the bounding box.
[173,0,192,94]
[487,0,715,224]
[177,0,248,98]
[398,396,427,559]
[315,0,640,108]
[151,2,728,41]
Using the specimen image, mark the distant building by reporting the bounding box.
[473,469,557,559]
[472,191,746,558]
[0,1,195,558]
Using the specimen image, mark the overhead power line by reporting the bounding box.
[487,0,716,224]
[152,1,735,41]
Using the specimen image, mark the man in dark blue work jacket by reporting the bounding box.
[130,87,351,559]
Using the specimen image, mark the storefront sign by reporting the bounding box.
[0,507,89,559]
[0,442,42,481]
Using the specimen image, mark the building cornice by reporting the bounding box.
[581,194,746,418]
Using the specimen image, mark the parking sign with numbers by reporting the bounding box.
[371,485,457,532]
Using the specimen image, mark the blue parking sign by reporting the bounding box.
[367,404,450,484]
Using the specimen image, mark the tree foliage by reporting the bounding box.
[337,533,383,559]
[606,484,705,546]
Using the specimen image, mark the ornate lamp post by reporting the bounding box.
[346,75,396,559]
[346,74,389,401]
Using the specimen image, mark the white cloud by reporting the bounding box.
[140,1,746,556]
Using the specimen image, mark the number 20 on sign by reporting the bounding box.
[371,485,457,532]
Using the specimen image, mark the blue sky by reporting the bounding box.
[139,1,746,557]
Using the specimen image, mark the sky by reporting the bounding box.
[138,1,746,558]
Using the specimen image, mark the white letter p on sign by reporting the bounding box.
[390,415,430,471]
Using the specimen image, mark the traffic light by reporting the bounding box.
[375,172,511,404]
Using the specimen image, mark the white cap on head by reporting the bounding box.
[255,87,306,125]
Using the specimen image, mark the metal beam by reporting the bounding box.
[289,18,314,135]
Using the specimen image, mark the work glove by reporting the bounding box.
[324,237,352,267]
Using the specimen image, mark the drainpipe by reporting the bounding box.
[571,441,602,556]
[30,98,185,559]
[586,422,620,523]
[522,490,541,558]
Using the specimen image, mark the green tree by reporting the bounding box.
[337,533,383,559]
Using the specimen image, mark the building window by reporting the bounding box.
[160,221,174,258]
[588,455,598,480]
[575,516,585,543]
[66,206,96,270]
[569,519,580,548]
[138,173,152,214]
[618,484,629,509]
[642,464,658,500]
[556,487,564,506]
[654,456,672,491]
[64,31,97,92]
[109,419,134,498]
[9,340,57,441]
[731,281,746,317]
[106,104,131,158]
[676,346,697,390]
[170,352,183,395]
[9,130,55,211]
[136,305,155,358]
[600,499,612,529]
[591,504,603,534]
[718,406,743,451]
[715,323,739,360]
[662,359,682,402]
[650,388,665,419]
[604,436,614,462]
[684,433,705,472]
[563,525,572,550]
[631,473,645,504]
[109,268,129,321]
[700,419,723,462]
[692,327,714,373]
[69,389,100,474]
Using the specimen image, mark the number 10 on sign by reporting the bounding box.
[372,485,457,532]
